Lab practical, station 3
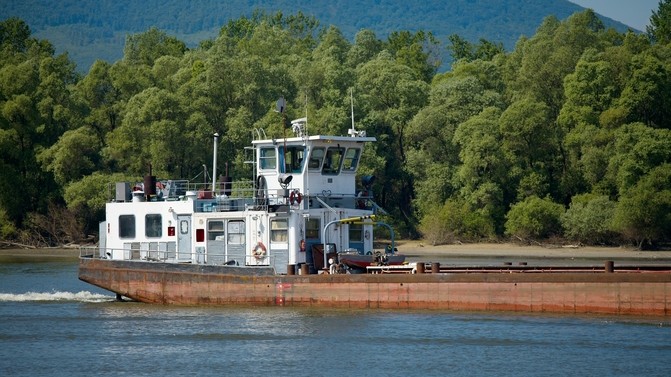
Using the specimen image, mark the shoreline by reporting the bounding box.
[2,242,671,260]
[0,248,81,258]
[394,241,671,261]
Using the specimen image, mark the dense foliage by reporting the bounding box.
[1,2,671,249]
[0,0,629,72]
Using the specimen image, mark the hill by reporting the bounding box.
[0,0,636,72]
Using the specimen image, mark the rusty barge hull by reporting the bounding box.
[79,258,671,316]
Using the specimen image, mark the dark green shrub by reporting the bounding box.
[419,198,495,245]
[561,194,617,244]
[612,164,671,248]
[505,196,564,239]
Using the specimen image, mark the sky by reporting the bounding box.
[569,0,660,31]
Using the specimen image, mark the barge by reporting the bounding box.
[78,111,671,316]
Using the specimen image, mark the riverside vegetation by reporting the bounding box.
[1,2,671,249]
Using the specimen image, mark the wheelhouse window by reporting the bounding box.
[227,220,245,244]
[271,218,288,243]
[208,220,225,241]
[145,214,162,237]
[259,147,276,170]
[342,148,361,172]
[119,215,136,239]
[305,218,320,240]
[308,147,325,171]
[283,146,306,173]
[322,147,344,175]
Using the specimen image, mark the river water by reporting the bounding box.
[1,255,670,377]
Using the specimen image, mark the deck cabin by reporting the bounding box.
[100,118,381,274]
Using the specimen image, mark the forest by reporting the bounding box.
[1,2,670,249]
[1,0,625,73]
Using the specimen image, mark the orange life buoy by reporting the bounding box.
[252,242,267,259]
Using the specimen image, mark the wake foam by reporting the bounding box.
[0,291,114,303]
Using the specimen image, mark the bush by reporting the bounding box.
[419,198,495,245]
[505,196,564,240]
[612,164,671,248]
[561,194,617,244]
[0,207,17,240]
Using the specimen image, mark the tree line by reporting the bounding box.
[1,2,670,248]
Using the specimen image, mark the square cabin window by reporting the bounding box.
[305,218,320,240]
[227,220,245,245]
[260,147,276,170]
[349,223,363,242]
[119,215,136,239]
[271,218,288,243]
[208,220,225,241]
[145,214,162,237]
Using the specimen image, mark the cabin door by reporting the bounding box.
[177,215,192,261]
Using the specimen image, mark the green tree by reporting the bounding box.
[499,97,559,200]
[123,27,186,66]
[616,49,671,128]
[612,164,671,248]
[63,172,140,235]
[357,52,430,236]
[74,60,121,143]
[607,123,671,196]
[447,34,505,62]
[0,18,79,233]
[346,30,383,68]
[506,11,605,117]
[407,63,503,219]
[0,17,31,53]
[453,107,509,233]
[38,126,100,186]
[104,87,190,177]
[386,30,440,82]
[647,0,671,44]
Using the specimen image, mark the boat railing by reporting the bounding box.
[107,178,379,211]
[79,246,275,267]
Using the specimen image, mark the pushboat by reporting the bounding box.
[79,109,671,316]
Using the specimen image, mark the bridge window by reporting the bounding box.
[322,147,344,175]
[145,214,162,237]
[342,148,361,172]
[308,147,324,170]
[259,147,276,170]
[283,146,305,173]
[119,215,136,239]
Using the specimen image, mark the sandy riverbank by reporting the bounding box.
[0,248,80,258]
[3,242,671,261]
[394,240,671,261]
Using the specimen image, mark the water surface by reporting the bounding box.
[1,256,669,376]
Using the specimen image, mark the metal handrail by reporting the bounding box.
[79,246,274,266]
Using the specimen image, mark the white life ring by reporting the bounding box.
[252,242,267,259]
